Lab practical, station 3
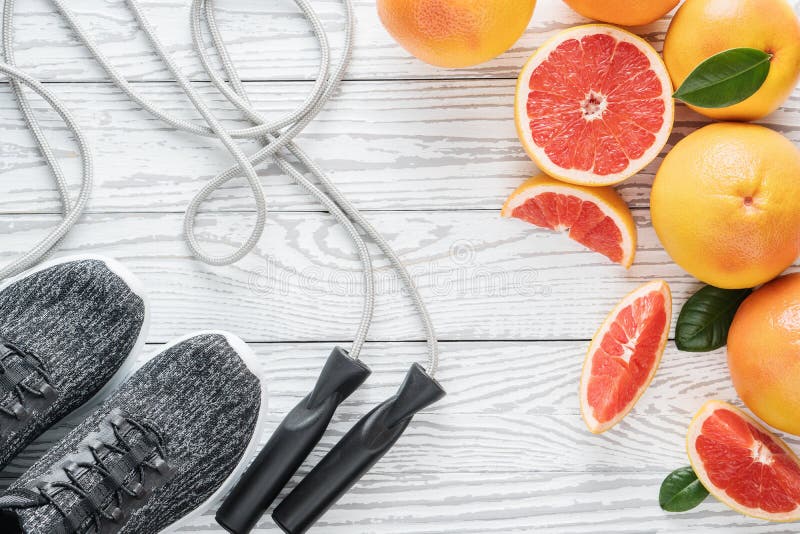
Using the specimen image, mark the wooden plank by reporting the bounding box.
[3,341,796,482]
[3,0,793,83]
[1,210,764,342]
[0,0,681,82]
[1,2,799,532]
[0,411,704,478]
[179,472,800,533]
[3,466,798,532]
[1,82,798,214]
[242,341,734,418]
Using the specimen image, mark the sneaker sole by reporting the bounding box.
[149,331,268,533]
[0,254,151,420]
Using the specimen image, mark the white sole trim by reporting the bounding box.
[157,330,268,533]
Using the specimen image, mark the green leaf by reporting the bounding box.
[673,48,771,108]
[676,285,752,352]
[659,466,710,512]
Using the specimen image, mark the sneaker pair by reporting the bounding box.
[0,256,266,533]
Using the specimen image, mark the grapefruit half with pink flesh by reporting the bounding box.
[515,24,674,186]
[580,280,672,433]
[501,174,637,268]
[688,400,800,522]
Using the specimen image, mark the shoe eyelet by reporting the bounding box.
[12,403,31,421]
[39,383,58,400]
[152,457,173,477]
[130,482,148,499]
[110,507,126,523]
[63,461,79,474]
[110,414,126,427]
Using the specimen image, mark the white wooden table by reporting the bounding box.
[1,1,799,532]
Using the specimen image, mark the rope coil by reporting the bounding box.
[0,2,93,281]
[2,0,439,377]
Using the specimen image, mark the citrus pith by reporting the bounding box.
[515,25,674,186]
[580,280,672,434]
[687,400,800,522]
[502,174,637,268]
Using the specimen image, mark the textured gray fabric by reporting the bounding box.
[2,333,261,533]
[0,259,145,470]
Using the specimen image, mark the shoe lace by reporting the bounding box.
[38,414,170,534]
[0,334,57,421]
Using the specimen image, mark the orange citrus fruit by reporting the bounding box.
[515,25,674,186]
[687,400,800,521]
[502,174,637,268]
[651,123,800,289]
[580,280,672,433]
[563,0,679,26]
[376,0,536,68]
[727,274,800,436]
[664,0,800,121]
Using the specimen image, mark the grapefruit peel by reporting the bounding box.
[687,400,800,523]
[580,280,672,434]
[515,24,674,186]
[501,174,637,268]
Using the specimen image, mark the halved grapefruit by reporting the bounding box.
[687,400,800,522]
[501,173,637,268]
[580,280,672,433]
[515,24,674,186]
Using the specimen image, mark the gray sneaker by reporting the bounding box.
[0,255,148,472]
[0,331,266,534]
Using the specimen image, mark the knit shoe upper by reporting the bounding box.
[0,257,147,471]
[0,332,263,534]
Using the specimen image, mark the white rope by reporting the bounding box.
[0,0,93,280]
[34,0,440,376]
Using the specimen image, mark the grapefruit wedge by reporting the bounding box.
[515,24,674,186]
[501,174,637,268]
[580,280,672,433]
[688,401,800,522]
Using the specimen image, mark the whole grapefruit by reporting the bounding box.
[650,123,800,289]
[664,0,800,121]
[377,0,536,68]
[563,0,679,26]
[728,274,800,436]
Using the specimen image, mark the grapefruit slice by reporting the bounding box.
[687,400,800,522]
[580,280,672,433]
[515,24,674,186]
[501,173,637,268]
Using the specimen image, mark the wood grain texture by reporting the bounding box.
[2,341,798,532]
[0,82,797,214]
[2,1,800,532]
[2,341,797,477]
[0,0,678,82]
[5,210,787,343]
[4,0,796,83]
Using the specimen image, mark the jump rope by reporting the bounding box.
[1,1,445,532]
